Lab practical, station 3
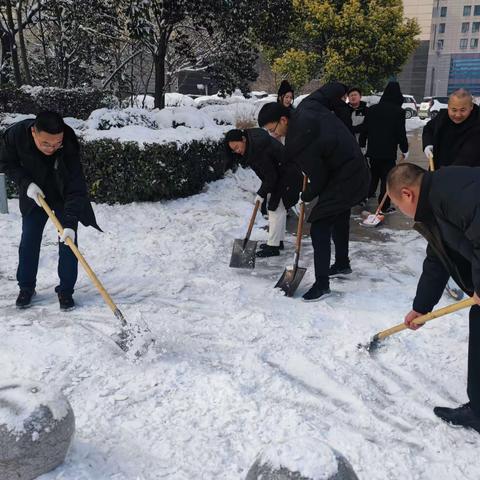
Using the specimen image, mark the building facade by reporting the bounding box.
[425,0,480,95]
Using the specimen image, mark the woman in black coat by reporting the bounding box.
[225,128,303,257]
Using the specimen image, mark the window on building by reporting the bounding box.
[475,5,480,14]
[439,22,446,33]
[440,6,447,16]
[472,38,479,48]
[462,22,470,32]
[474,21,480,31]
[460,38,469,48]
[438,39,444,49]
[465,5,472,15]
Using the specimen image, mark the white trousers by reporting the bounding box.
[268,199,287,246]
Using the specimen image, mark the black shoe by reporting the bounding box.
[16,290,36,309]
[329,264,352,277]
[382,206,396,214]
[358,200,367,208]
[433,403,480,433]
[256,245,280,258]
[259,241,284,251]
[302,285,332,302]
[58,292,75,311]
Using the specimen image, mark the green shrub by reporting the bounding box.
[0,85,118,120]
[3,136,228,204]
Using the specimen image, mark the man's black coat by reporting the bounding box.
[285,84,370,223]
[413,167,480,313]
[0,119,100,230]
[422,105,480,169]
[359,83,408,159]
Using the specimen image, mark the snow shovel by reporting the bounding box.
[275,176,308,296]
[359,296,475,353]
[230,199,260,269]
[38,196,152,356]
[361,192,387,227]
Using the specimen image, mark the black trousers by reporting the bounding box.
[368,158,396,210]
[17,206,78,295]
[468,305,480,412]
[309,209,351,290]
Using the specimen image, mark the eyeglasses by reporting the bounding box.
[39,141,63,150]
[266,122,279,135]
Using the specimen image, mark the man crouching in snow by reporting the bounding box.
[258,85,370,302]
[225,128,303,257]
[387,162,480,433]
[0,111,100,311]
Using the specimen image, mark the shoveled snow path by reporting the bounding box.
[0,167,477,480]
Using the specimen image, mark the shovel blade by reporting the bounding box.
[361,214,384,227]
[275,266,307,297]
[230,239,258,269]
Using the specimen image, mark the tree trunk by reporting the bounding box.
[38,7,52,84]
[153,52,165,110]
[17,1,32,85]
[5,0,22,86]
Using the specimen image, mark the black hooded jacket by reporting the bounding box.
[285,83,370,222]
[422,104,480,169]
[0,119,100,230]
[229,128,303,211]
[359,82,408,159]
[412,167,480,313]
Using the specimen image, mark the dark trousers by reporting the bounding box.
[468,305,480,412]
[310,209,351,289]
[368,158,396,210]
[17,206,78,295]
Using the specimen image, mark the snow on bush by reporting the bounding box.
[153,106,217,129]
[127,93,195,109]
[86,108,158,130]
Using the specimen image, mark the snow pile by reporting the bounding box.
[128,94,195,109]
[0,381,71,434]
[153,106,217,129]
[260,437,338,480]
[86,108,158,130]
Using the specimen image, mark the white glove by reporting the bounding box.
[401,151,409,160]
[255,194,264,204]
[26,182,45,207]
[360,147,367,155]
[60,228,75,243]
[424,145,433,159]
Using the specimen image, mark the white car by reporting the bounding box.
[418,96,449,119]
[362,93,418,118]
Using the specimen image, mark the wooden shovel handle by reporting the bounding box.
[374,192,388,216]
[428,154,435,171]
[245,200,261,242]
[375,297,475,341]
[295,175,308,254]
[38,195,126,326]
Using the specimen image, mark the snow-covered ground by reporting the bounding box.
[0,166,478,479]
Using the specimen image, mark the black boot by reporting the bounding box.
[259,241,284,251]
[256,245,280,258]
[302,284,332,302]
[58,292,75,311]
[329,263,352,277]
[433,403,480,433]
[16,290,36,309]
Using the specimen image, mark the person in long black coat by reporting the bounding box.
[0,111,100,310]
[387,163,480,435]
[225,128,303,257]
[359,81,408,212]
[259,84,370,301]
[422,88,480,169]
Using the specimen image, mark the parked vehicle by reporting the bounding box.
[418,96,449,119]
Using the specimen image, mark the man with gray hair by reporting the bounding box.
[386,162,480,435]
[423,88,480,169]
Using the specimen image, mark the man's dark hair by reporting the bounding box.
[258,102,290,127]
[34,111,65,135]
[224,129,245,143]
[347,87,362,96]
[387,163,425,197]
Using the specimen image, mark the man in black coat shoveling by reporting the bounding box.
[360,81,408,213]
[225,128,303,258]
[258,83,370,301]
[387,162,480,434]
[422,88,480,169]
[0,111,100,311]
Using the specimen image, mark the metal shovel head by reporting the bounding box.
[361,214,384,227]
[275,265,307,297]
[229,239,258,269]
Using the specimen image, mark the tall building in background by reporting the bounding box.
[425,0,480,96]
[397,0,434,101]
